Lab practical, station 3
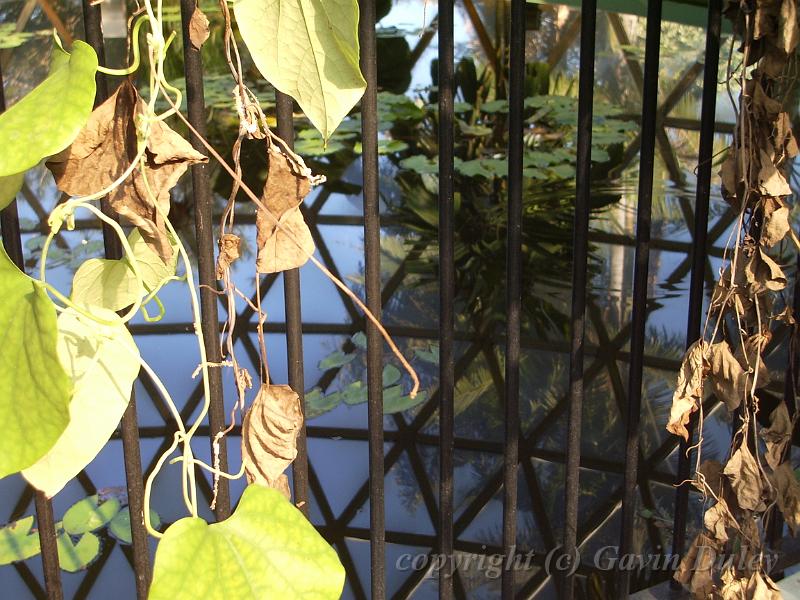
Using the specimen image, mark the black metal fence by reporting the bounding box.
[0,0,773,598]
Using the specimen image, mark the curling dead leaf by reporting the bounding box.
[778,0,800,54]
[760,403,791,470]
[745,248,786,294]
[674,533,718,599]
[723,443,767,512]
[757,149,792,197]
[255,147,314,273]
[215,233,241,279]
[703,501,732,544]
[747,571,781,599]
[667,341,707,441]
[241,384,303,499]
[761,197,790,247]
[771,462,800,534]
[720,151,743,207]
[46,80,206,263]
[774,304,795,325]
[735,333,771,389]
[188,6,210,49]
[707,341,747,411]
[719,568,748,599]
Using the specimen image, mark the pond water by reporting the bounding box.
[0,0,795,598]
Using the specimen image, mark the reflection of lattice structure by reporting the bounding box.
[0,1,789,599]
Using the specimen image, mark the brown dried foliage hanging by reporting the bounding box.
[668,1,800,597]
[241,384,303,500]
[46,80,206,262]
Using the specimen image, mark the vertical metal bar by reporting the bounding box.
[501,0,524,597]
[80,10,152,596]
[562,0,596,598]
[438,0,455,594]
[617,1,662,597]
[357,0,386,597]
[84,8,148,593]
[670,0,722,576]
[0,60,64,600]
[275,93,311,516]
[179,0,231,520]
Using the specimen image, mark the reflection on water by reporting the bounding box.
[0,0,778,598]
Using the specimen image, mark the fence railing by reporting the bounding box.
[0,0,770,598]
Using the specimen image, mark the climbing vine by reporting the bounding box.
[0,0,419,597]
[667,0,800,597]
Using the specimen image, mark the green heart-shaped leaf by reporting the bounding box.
[0,172,24,211]
[62,495,122,535]
[149,485,344,599]
[234,0,366,140]
[23,307,139,497]
[0,40,97,177]
[0,246,71,479]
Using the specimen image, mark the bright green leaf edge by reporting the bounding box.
[149,485,345,599]
[0,40,97,177]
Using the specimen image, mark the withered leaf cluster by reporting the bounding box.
[669,2,800,597]
[46,80,206,263]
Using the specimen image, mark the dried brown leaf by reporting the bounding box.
[723,443,767,512]
[758,149,792,197]
[241,384,303,493]
[674,533,718,599]
[215,233,241,279]
[778,0,800,54]
[704,501,732,544]
[696,459,725,497]
[771,462,800,534]
[746,571,781,599]
[188,6,210,49]
[745,248,786,294]
[255,147,314,273]
[720,152,742,207]
[46,81,206,262]
[735,333,772,389]
[761,197,791,247]
[719,568,748,599]
[667,341,707,441]
[760,403,791,470]
[707,341,747,411]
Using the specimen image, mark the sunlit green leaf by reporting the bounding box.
[109,507,161,544]
[70,228,178,312]
[56,530,100,572]
[0,246,71,479]
[23,308,139,497]
[305,388,343,419]
[0,41,97,176]
[399,155,438,175]
[234,0,366,139]
[0,516,40,564]
[0,172,24,211]
[149,485,345,599]
[62,495,121,535]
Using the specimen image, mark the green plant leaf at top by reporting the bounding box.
[234,0,366,140]
[62,495,121,535]
[23,308,139,497]
[0,172,24,211]
[0,40,97,176]
[0,246,71,479]
[0,516,41,564]
[149,485,345,599]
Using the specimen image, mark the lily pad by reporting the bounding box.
[149,485,345,599]
[62,495,121,535]
[0,516,41,564]
[56,530,100,572]
[318,350,356,371]
[109,507,161,544]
